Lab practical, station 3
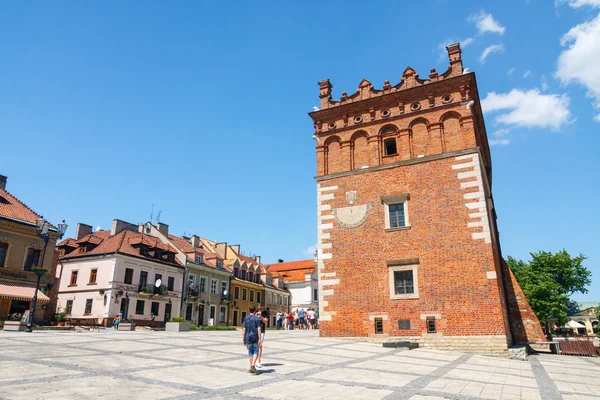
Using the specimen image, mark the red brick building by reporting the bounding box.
[309,43,544,354]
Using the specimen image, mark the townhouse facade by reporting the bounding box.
[56,220,184,325]
[0,175,61,322]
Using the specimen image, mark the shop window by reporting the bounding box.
[151,301,159,316]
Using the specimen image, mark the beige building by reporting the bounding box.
[0,175,61,322]
[56,220,184,326]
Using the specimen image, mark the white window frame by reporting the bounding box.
[382,194,410,230]
[221,281,227,294]
[210,279,218,294]
[195,254,203,264]
[199,276,207,292]
[188,274,196,287]
[219,306,226,322]
[388,264,419,300]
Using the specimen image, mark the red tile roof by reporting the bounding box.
[264,259,315,283]
[0,188,46,226]
[61,229,182,267]
[57,238,79,248]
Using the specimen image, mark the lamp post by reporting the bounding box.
[25,218,67,333]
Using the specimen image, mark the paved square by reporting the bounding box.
[0,329,597,399]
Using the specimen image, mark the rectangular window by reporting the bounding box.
[234,286,240,299]
[84,299,93,315]
[216,261,223,269]
[89,269,97,284]
[375,318,383,334]
[267,293,271,304]
[384,138,397,156]
[136,300,145,314]
[280,295,283,305]
[241,311,247,321]
[394,271,414,294]
[168,276,175,291]
[427,317,436,333]
[154,273,162,288]
[139,271,148,286]
[389,203,406,228]
[248,272,254,282]
[24,248,41,271]
[250,290,254,302]
[0,242,8,267]
[195,254,203,264]
[242,288,247,300]
[189,274,196,287]
[151,301,160,316]
[200,277,207,292]
[70,270,78,286]
[388,263,419,300]
[313,288,318,301]
[65,300,73,315]
[219,306,226,322]
[382,194,410,230]
[210,305,216,319]
[124,268,134,284]
[210,279,218,294]
[221,281,227,294]
[257,291,261,305]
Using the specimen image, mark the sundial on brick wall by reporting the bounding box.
[332,191,373,228]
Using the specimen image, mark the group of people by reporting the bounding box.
[242,305,319,375]
[275,308,318,330]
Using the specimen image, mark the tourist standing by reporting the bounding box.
[242,306,262,375]
[289,312,294,330]
[256,304,269,368]
[276,311,282,330]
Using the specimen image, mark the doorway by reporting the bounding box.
[185,303,193,321]
[233,310,238,326]
[164,303,172,323]
[209,305,216,326]
[120,298,129,320]
[198,304,205,326]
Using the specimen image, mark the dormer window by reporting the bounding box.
[217,261,223,269]
[248,272,254,282]
[195,254,203,264]
[234,267,240,278]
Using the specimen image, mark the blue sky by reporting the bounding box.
[1,1,598,301]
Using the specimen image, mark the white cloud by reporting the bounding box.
[492,128,511,137]
[489,138,511,146]
[523,70,532,78]
[303,243,317,257]
[479,44,504,63]
[482,89,572,130]
[556,13,600,121]
[594,114,600,121]
[507,68,516,76]
[468,11,506,35]
[556,0,600,8]
[541,75,549,91]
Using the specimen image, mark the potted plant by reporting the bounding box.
[118,317,136,331]
[166,317,191,332]
[52,308,67,327]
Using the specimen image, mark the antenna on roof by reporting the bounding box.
[150,204,154,223]
[157,210,165,223]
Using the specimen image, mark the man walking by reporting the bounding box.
[242,306,262,375]
[256,304,269,368]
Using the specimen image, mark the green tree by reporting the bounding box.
[508,250,591,330]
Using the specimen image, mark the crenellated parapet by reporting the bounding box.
[313,42,467,112]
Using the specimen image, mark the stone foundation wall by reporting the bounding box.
[365,335,510,357]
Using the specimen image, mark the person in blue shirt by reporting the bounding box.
[298,308,306,330]
[242,306,262,375]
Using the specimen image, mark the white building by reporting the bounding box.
[263,259,318,311]
[55,220,184,326]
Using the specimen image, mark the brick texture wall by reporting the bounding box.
[310,43,543,353]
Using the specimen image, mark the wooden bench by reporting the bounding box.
[528,341,561,354]
[66,317,106,331]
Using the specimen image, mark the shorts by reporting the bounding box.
[299,317,305,324]
[247,343,259,356]
[260,332,265,342]
[310,319,316,325]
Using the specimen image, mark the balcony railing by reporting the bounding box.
[188,287,200,297]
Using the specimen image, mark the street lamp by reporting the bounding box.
[25,218,68,332]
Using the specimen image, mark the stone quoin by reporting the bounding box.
[308,43,545,355]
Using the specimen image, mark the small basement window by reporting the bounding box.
[375,318,383,334]
[384,139,397,156]
[427,317,436,333]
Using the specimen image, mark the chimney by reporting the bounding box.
[215,242,228,259]
[230,244,240,255]
[111,219,138,236]
[278,259,284,263]
[446,43,463,75]
[75,223,93,240]
[190,235,200,248]
[0,175,6,190]
[157,222,169,236]
[254,255,261,264]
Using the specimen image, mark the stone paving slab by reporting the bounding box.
[1,330,598,399]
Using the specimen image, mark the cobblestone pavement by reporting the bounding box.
[1,329,599,399]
